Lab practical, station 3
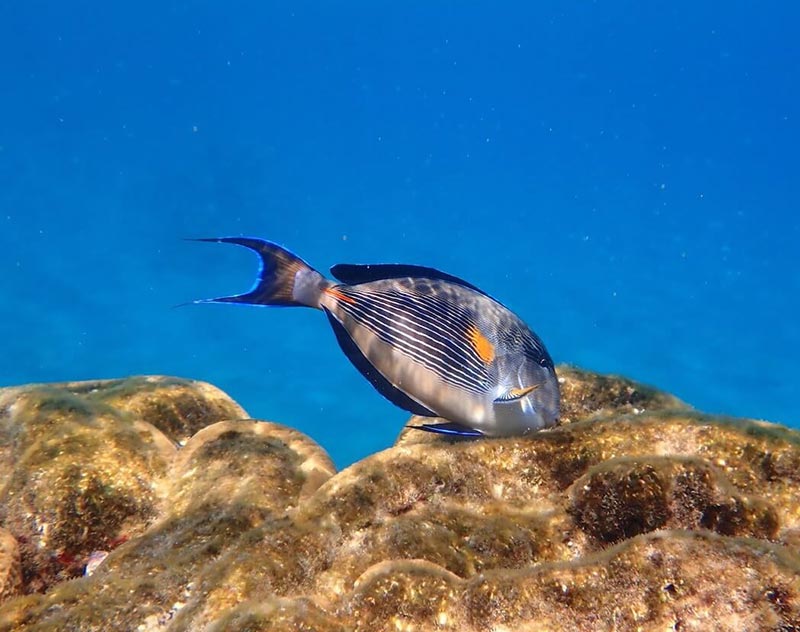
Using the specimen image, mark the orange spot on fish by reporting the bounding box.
[325,287,356,304]
[468,325,495,363]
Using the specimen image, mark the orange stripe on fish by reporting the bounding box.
[468,325,495,364]
[324,287,357,304]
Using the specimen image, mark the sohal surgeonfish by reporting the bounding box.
[192,238,559,437]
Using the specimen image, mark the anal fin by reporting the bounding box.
[409,421,484,437]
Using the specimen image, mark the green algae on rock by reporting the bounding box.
[0,376,251,597]
[555,365,689,424]
[51,375,249,445]
[0,388,175,594]
[1,368,799,631]
[461,530,800,631]
[568,456,779,544]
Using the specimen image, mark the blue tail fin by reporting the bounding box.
[190,237,328,308]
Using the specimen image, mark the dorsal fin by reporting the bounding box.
[330,263,488,296]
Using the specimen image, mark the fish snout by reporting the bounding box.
[491,366,560,435]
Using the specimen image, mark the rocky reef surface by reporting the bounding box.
[0,368,798,631]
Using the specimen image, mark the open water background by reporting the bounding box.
[1,3,798,467]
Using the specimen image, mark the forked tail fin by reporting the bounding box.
[189,237,329,308]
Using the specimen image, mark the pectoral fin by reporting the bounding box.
[494,384,539,404]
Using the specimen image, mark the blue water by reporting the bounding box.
[1,3,798,468]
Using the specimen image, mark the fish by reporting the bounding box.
[190,237,560,437]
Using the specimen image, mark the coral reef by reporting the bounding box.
[0,367,798,631]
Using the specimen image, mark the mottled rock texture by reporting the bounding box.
[0,529,21,602]
[0,367,798,631]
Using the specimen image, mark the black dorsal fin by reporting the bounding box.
[322,306,437,418]
[330,263,488,296]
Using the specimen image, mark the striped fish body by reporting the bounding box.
[192,238,560,437]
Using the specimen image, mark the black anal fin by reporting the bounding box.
[323,307,437,418]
